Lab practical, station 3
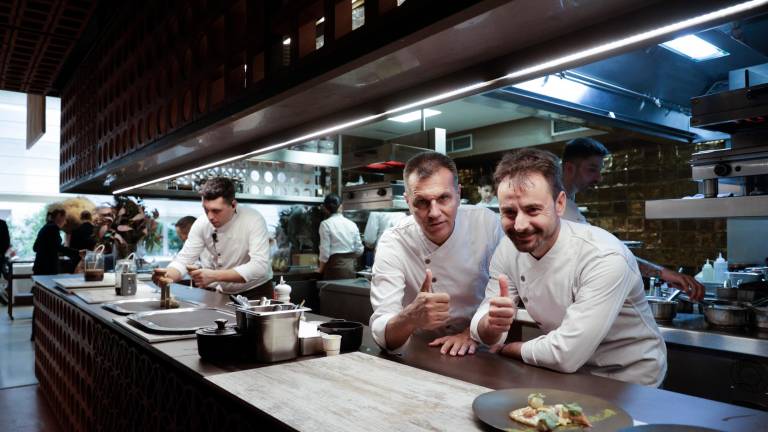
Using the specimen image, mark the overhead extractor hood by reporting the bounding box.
[342,128,446,172]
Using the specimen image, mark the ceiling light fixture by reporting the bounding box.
[387,109,442,123]
[112,0,767,194]
[660,34,729,61]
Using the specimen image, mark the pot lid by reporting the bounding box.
[196,318,240,337]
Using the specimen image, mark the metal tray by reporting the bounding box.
[127,308,235,334]
[102,298,203,315]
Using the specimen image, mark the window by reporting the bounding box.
[447,134,472,153]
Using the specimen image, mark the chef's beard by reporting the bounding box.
[506,228,543,254]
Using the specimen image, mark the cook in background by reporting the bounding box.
[158,177,274,299]
[475,175,498,207]
[363,211,407,266]
[174,216,196,244]
[561,137,704,300]
[370,151,504,356]
[318,193,364,280]
[471,148,666,386]
[70,210,97,253]
[33,208,80,275]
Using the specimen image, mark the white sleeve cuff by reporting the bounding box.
[167,261,188,279]
[371,312,409,354]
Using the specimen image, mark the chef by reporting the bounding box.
[475,175,498,207]
[159,177,274,298]
[561,137,704,300]
[471,148,667,386]
[318,193,364,279]
[370,151,504,356]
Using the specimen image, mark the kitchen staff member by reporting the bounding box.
[363,211,406,250]
[475,175,498,207]
[471,148,666,386]
[561,137,704,300]
[318,193,364,279]
[370,151,504,356]
[159,177,273,298]
[174,215,196,243]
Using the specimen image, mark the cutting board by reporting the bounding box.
[73,282,157,304]
[54,273,116,290]
[206,352,491,431]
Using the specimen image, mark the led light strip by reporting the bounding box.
[113,0,768,194]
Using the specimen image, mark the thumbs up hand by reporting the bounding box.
[486,274,517,334]
[403,269,451,331]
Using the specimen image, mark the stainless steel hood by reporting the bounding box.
[342,128,446,172]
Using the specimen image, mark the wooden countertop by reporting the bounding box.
[32,275,768,431]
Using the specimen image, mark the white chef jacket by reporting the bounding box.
[370,205,504,350]
[168,206,273,294]
[476,197,499,207]
[363,212,407,249]
[470,219,667,387]
[318,213,364,263]
[563,196,587,223]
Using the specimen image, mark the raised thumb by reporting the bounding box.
[498,274,509,298]
[421,269,433,293]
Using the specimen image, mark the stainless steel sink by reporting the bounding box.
[127,308,235,334]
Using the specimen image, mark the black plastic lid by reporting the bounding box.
[196,318,240,337]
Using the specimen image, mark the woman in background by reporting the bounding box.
[33,209,79,275]
[318,194,363,280]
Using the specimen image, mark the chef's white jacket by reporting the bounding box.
[318,213,364,263]
[168,206,273,294]
[363,212,407,249]
[563,196,587,223]
[470,219,667,387]
[370,205,504,349]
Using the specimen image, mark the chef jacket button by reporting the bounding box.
[432,277,437,283]
[521,275,526,282]
[425,259,431,264]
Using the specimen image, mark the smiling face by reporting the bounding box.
[202,197,237,229]
[405,167,461,246]
[478,185,494,203]
[497,172,565,259]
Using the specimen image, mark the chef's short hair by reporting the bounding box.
[323,193,342,214]
[478,175,493,188]
[175,216,196,231]
[562,137,609,163]
[200,177,236,203]
[494,148,564,200]
[403,151,458,191]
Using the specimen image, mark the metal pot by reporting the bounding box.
[196,318,245,361]
[703,302,749,327]
[234,303,311,363]
[646,297,677,322]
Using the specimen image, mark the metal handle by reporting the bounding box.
[214,318,228,330]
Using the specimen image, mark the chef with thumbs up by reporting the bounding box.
[370,152,504,355]
[470,149,666,387]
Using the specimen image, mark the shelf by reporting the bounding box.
[645,195,768,219]
[132,188,324,205]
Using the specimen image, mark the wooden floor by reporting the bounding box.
[0,306,60,432]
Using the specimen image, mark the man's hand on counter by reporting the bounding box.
[661,267,705,301]
[478,275,517,345]
[428,328,477,356]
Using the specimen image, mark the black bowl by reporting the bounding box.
[318,320,363,352]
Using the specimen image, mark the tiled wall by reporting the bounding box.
[456,136,727,271]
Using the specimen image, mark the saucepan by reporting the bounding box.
[646,296,677,322]
[701,299,749,328]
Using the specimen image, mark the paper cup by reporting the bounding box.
[321,333,342,355]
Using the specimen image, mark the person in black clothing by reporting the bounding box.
[0,218,10,286]
[70,210,97,252]
[33,209,79,275]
